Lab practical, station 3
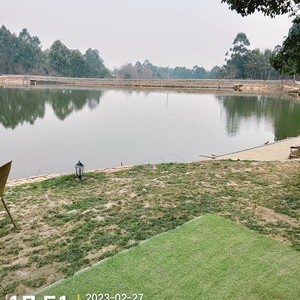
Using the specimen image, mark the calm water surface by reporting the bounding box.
[1,87,300,179]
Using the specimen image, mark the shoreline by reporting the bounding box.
[7,135,300,187]
[0,76,299,96]
[6,165,133,187]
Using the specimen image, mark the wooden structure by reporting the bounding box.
[0,161,18,229]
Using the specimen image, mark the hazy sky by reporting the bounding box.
[0,0,293,70]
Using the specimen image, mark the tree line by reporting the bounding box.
[1,7,299,80]
[114,34,284,80]
[115,0,300,80]
[218,33,281,80]
[113,60,221,80]
[0,25,111,78]
[222,0,300,77]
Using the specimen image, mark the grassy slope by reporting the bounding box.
[38,214,300,300]
[1,160,300,296]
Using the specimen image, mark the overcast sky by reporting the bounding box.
[0,0,293,70]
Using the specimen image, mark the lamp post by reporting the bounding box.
[75,160,84,182]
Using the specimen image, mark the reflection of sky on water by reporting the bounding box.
[0,88,299,179]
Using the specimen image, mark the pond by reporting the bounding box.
[1,87,300,180]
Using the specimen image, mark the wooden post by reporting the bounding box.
[1,196,18,229]
[0,161,19,229]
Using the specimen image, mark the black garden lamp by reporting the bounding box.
[75,160,84,181]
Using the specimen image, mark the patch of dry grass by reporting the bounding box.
[0,160,300,297]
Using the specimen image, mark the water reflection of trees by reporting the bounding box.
[0,88,104,129]
[217,95,300,140]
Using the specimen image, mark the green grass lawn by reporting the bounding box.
[38,214,300,300]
